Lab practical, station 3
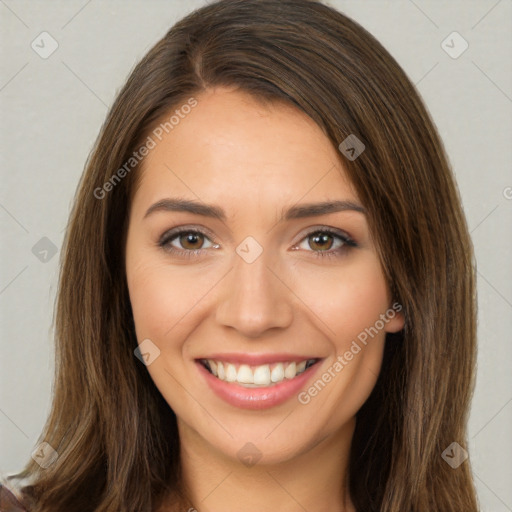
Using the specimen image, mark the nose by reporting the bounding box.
[215,249,294,338]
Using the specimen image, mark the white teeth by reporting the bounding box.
[284,362,297,379]
[225,363,237,382]
[217,361,225,380]
[203,358,315,387]
[271,363,285,382]
[237,364,253,384]
[253,364,271,386]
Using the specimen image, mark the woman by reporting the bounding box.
[1,0,479,510]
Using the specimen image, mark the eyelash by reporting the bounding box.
[158,226,357,260]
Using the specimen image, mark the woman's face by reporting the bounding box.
[125,86,404,466]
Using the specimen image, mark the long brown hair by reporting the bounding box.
[8,0,479,510]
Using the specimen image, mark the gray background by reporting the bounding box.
[1,0,511,510]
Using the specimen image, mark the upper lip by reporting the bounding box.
[196,353,321,365]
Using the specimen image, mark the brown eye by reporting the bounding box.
[158,228,218,256]
[308,232,334,251]
[294,228,357,260]
[178,232,205,250]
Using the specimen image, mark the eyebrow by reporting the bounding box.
[143,198,366,221]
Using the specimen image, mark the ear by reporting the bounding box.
[384,301,405,333]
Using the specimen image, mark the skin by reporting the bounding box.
[125,86,404,512]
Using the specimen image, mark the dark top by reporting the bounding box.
[0,483,28,512]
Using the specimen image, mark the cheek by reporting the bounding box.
[127,264,171,340]
[128,265,182,340]
[290,252,390,343]
[289,255,390,416]
[127,247,390,349]
[126,251,216,348]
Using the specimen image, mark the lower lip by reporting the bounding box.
[195,360,322,410]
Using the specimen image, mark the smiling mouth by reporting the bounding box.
[198,358,320,388]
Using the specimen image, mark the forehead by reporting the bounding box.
[131,87,358,214]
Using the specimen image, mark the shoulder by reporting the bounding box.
[0,481,29,512]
